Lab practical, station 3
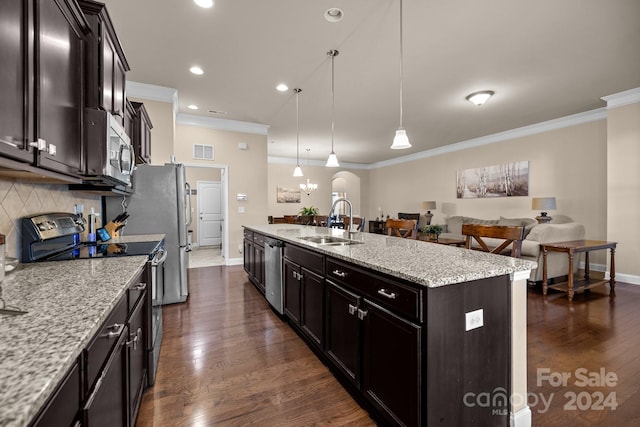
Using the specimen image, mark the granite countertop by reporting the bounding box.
[0,234,164,427]
[245,224,536,288]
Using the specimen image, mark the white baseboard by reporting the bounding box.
[511,406,531,427]
[579,262,640,285]
[226,257,243,266]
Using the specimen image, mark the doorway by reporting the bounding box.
[184,163,228,267]
[197,181,222,247]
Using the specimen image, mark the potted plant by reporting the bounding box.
[421,224,443,241]
[298,206,319,225]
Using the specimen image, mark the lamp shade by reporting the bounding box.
[293,165,303,177]
[390,128,411,149]
[326,152,339,167]
[422,201,436,210]
[532,197,556,211]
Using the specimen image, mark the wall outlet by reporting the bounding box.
[465,309,484,331]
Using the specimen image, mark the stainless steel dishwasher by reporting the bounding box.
[264,237,285,314]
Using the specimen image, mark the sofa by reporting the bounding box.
[439,215,586,282]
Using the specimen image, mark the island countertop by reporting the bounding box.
[0,234,164,427]
[244,224,536,287]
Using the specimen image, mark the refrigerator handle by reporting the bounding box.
[185,182,193,227]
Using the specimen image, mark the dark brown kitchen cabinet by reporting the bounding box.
[127,287,148,427]
[79,0,130,127]
[0,0,87,178]
[283,244,325,349]
[30,360,81,427]
[243,229,265,293]
[326,257,422,426]
[130,102,153,164]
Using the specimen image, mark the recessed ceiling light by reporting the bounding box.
[190,66,204,75]
[276,83,289,92]
[324,8,344,22]
[194,0,214,8]
[188,104,198,110]
[466,90,495,106]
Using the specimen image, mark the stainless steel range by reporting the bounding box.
[21,212,165,386]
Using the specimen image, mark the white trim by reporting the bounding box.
[127,81,177,103]
[601,87,640,109]
[177,113,269,135]
[511,270,532,282]
[369,108,607,169]
[226,257,244,266]
[511,406,531,427]
[268,156,370,170]
[576,261,640,285]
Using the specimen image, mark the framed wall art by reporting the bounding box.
[277,186,301,203]
[456,161,529,199]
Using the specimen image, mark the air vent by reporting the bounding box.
[193,144,214,160]
[208,109,227,115]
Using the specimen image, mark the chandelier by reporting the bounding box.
[300,148,318,195]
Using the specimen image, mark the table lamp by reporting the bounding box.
[422,201,436,225]
[532,197,556,224]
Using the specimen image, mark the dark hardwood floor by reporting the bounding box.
[136,266,640,426]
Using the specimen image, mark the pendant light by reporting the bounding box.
[390,0,411,149]
[326,49,340,167]
[292,88,304,177]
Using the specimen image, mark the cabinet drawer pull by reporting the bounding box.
[348,304,357,315]
[104,323,125,339]
[133,282,147,291]
[377,289,397,299]
[127,328,142,350]
[332,269,347,278]
[0,137,19,148]
[357,309,368,320]
[47,143,56,156]
[29,138,47,151]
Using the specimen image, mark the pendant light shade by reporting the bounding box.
[390,0,411,150]
[292,88,304,177]
[326,49,340,167]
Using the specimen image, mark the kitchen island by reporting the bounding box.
[244,224,535,427]
[0,234,164,427]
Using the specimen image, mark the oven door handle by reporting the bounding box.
[152,248,168,265]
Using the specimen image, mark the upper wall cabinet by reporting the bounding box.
[78,0,130,127]
[0,0,88,179]
[130,101,153,164]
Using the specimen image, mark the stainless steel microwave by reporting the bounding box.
[83,108,134,187]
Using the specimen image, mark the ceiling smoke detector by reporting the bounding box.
[324,8,344,22]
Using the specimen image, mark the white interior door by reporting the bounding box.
[198,181,222,247]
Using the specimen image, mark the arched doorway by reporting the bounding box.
[331,171,361,216]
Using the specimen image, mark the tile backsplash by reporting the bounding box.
[0,178,101,260]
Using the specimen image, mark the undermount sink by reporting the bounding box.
[299,235,363,246]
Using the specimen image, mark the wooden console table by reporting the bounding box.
[541,240,617,301]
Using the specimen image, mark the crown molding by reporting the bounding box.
[127,81,177,103]
[369,107,607,169]
[268,156,370,170]
[177,113,270,135]
[601,87,640,109]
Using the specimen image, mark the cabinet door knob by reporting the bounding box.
[377,288,397,299]
[29,138,47,151]
[47,143,57,156]
[357,309,368,320]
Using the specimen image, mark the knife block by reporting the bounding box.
[104,221,121,239]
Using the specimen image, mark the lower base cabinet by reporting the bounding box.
[31,361,81,427]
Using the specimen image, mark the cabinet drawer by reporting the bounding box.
[327,258,422,322]
[128,272,147,313]
[85,293,128,390]
[243,229,253,241]
[284,244,324,275]
[253,232,265,246]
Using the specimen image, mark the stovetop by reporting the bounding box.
[43,241,162,261]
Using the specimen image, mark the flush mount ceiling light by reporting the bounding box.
[466,90,495,106]
[276,83,289,92]
[194,0,214,8]
[292,88,304,177]
[324,8,344,22]
[189,66,204,75]
[187,104,198,110]
[390,0,411,150]
[326,49,340,167]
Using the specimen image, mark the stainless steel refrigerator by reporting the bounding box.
[105,163,192,304]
